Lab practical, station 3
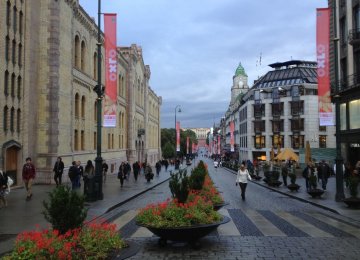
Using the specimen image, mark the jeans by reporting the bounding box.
[239,182,247,200]
[321,178,328,190]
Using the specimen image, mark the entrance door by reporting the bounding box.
[6,146,18,185]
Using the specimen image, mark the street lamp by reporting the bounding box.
[90,0,104,201]
[174,105,181,159]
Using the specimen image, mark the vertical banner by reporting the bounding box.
[316,8,334,126]
[186,137,189,154]
[192,143,195,154]
[104,14,117,127]
[217,135,221,155]
[230,121,235,152]
[176,121,180,152]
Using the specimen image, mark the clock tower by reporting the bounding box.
[231,62,249,104]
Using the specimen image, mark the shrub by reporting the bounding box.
[189,162,207,190]
[309,173,317,189]
[42,186,88,234]
[169,169,189,203]
[289,172,297,184]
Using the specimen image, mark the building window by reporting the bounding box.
[272,135,284,148]
[340,17,346,46]
[18,43,22,66]
[81,40,86,71]
[272,103,283,116]
[17,76,21,99]
[17,109,21,133]
[5,36,10,61]
[81,130,85,150]
[19,11,23,37]
[10,107,15,132]
[254,103,265,117]
[340,103,347,130]
[290,101,304,115]
[349,99,360,129]
[290,119,304,131]
[6,1,11,26]
[291,135,304,149]
[74,35,80,68]
[319,135,327,148]
[4,71,9,96]
[3,106,9,132]
[319,125,326,132]
[254,135,265,149]
[254,120,265,133]
[74,93,79,118]
[11,73,15,98]
[272,120,284,132]
[81,96,85,119]
[13,6,17,33]
[12,39,16,64]
[74,130,79,151]
[112,134,114,149]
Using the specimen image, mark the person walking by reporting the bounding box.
[118,162,126,187]
[302,162,314,191]
[22,157,36,201]
[53,156,64,187]
[125,161,131,180]
[281,163,288,186]
[132,161,140,181]
[102,160,108,183]
[164,159,169,171]
[317,160,331,190]
[236,163,252,201]
[68,161,79,190]
[0,170,8,208]
[77,161,84,188]
[155,161,161,176]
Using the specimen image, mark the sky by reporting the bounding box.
[80,0,328,129]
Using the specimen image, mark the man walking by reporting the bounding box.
[132,161,140,181]
[317,160,331,190]
[22,157,36,201]
[53,156,64,187]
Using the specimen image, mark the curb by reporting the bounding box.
[223,167,340,215]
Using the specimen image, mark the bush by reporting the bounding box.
[189,162,207,190]
[169,169,190,203]
[309,173,317,189]
[289,172,297,184]
[42,186,88,234]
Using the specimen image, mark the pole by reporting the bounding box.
[95,0,103,200]
[333,0,345,201]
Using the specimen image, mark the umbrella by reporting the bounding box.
[305,141,311,164]
[275,148,299,161]
[270,147,275,161]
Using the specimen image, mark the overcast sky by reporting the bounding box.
[80,0,328,129]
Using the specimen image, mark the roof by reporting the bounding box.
[253,60,317,89]
[235,62,247,77]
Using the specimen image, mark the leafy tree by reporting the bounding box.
[162,142,175,159]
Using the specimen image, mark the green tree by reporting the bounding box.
[162,142,175,159]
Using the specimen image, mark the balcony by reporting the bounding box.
[349,29,360,45]
[331,73,360,96]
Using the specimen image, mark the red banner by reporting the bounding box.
[186,137,189,154]
[176,121,180,152]
[217,135,221,155]
[316,8,333,126]
[104,14,117,127]
[230,121,235,152]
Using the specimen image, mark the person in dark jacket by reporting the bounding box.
[132,161,140,181]
[68,161,79,190]
[317,160,331,190]
[118,162,126,187]
[303,162,314,191]
[102,160,109,183]
[22,157,36,201]
[155,161,162,176]
[0,170,8,208]
[53,157,65,187]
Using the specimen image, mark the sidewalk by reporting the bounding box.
[0,167,174,256]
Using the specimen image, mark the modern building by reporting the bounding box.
[0,0,161,184]
[221,61,336,163]
[330,0,360,166]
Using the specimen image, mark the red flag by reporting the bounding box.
[230,121,235,152]
[176,121,180,152]
[316,8,333,126]
[104,14,117,127]
[186,137,189,154]
[217,135,221,155]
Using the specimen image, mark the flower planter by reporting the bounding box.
[287,184,300,192]
[268,180,282,187]
[136,215,230,248]
[307,188,324,198]
[213,202,229,211]
[343,197,360,209]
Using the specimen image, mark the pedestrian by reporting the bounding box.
[102,160,108,183]
[317,160,331,190]
[77,161,84,188]
[118,162,126,187]
[235,163,252,201]
[164,159,169,171]
[132,161,140,181]
[84,160,95,178]
[53,156,64,187]
[22,157,36,201]
[0,170,8,208]
[281,163,288,186]
[302,162,314,191]
[68,161,79,190]
[155,161,161,176]
[344,162,352,188]
[125,161,131,180]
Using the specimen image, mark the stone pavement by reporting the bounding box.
[0,166,174,256]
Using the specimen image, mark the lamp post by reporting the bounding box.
[174,105,181,159]
[333,0,345,201]
[92,0,104,200]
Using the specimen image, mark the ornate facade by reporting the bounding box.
[0,0,161,184]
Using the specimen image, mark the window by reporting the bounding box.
[319,125,326,132]
[3,106,9,131]
[4,71,9,96]
[340,58,347,87]
[349,99,360,129]
[19,11,23,36]
[18,43,22,66]
[254,103,265,117]
[10,107,15,132]
[354,5,360,32]
[94,100,97,122]
[340,103,347,130]
[340,17,346,46]
[254,135,265,149]
[81,96,85,119]
[272,102,283,116]
[319,135,327,148]
[17,109,21,133]
[74,35,80,68]
[290,119,304,131]
[81,130,85,150]
[272,135,284,148]
[74,93,79,118]
[81,40,86,71]
[108,133,111,149]
[12,39,16,64]
[291,135,304,149]
[254,120,265,133]
[74,130,79,151]
[13,6,17,33]
[6,1,11,26]
[5,36,10,61]
[11,73,15,98]
[17,76,21,99]
[272,120,284,132]
[290,101,304,115]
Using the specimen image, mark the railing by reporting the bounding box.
[331,73,360,95]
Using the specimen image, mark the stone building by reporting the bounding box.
[0,0,161,184]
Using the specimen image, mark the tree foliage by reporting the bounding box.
[161,128,198,158]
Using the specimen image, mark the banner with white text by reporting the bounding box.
[316,8,334,126]
[104,13,117,127]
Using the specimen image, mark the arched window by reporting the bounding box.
[19,11,23,36]
[118,74,122,97]
[17,76,21,99]
[12,39,16,64]
[5,36,10,61]
[93,52,97,79]
[81,96,85,119]
[13,6,17,33]
[3,106,8,131]
[74,35,80,68]
[74,130,79,151]
[10,107,15,132]
[6,1,11,26]
[74,93,79,118]
[4,70,9,96]
[18,43,22,66]
[81,40,86,71]
[81,130,85,150]
[17,109,21,133]
[11,73,15,98]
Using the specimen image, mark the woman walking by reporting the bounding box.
[236,163,252,201]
